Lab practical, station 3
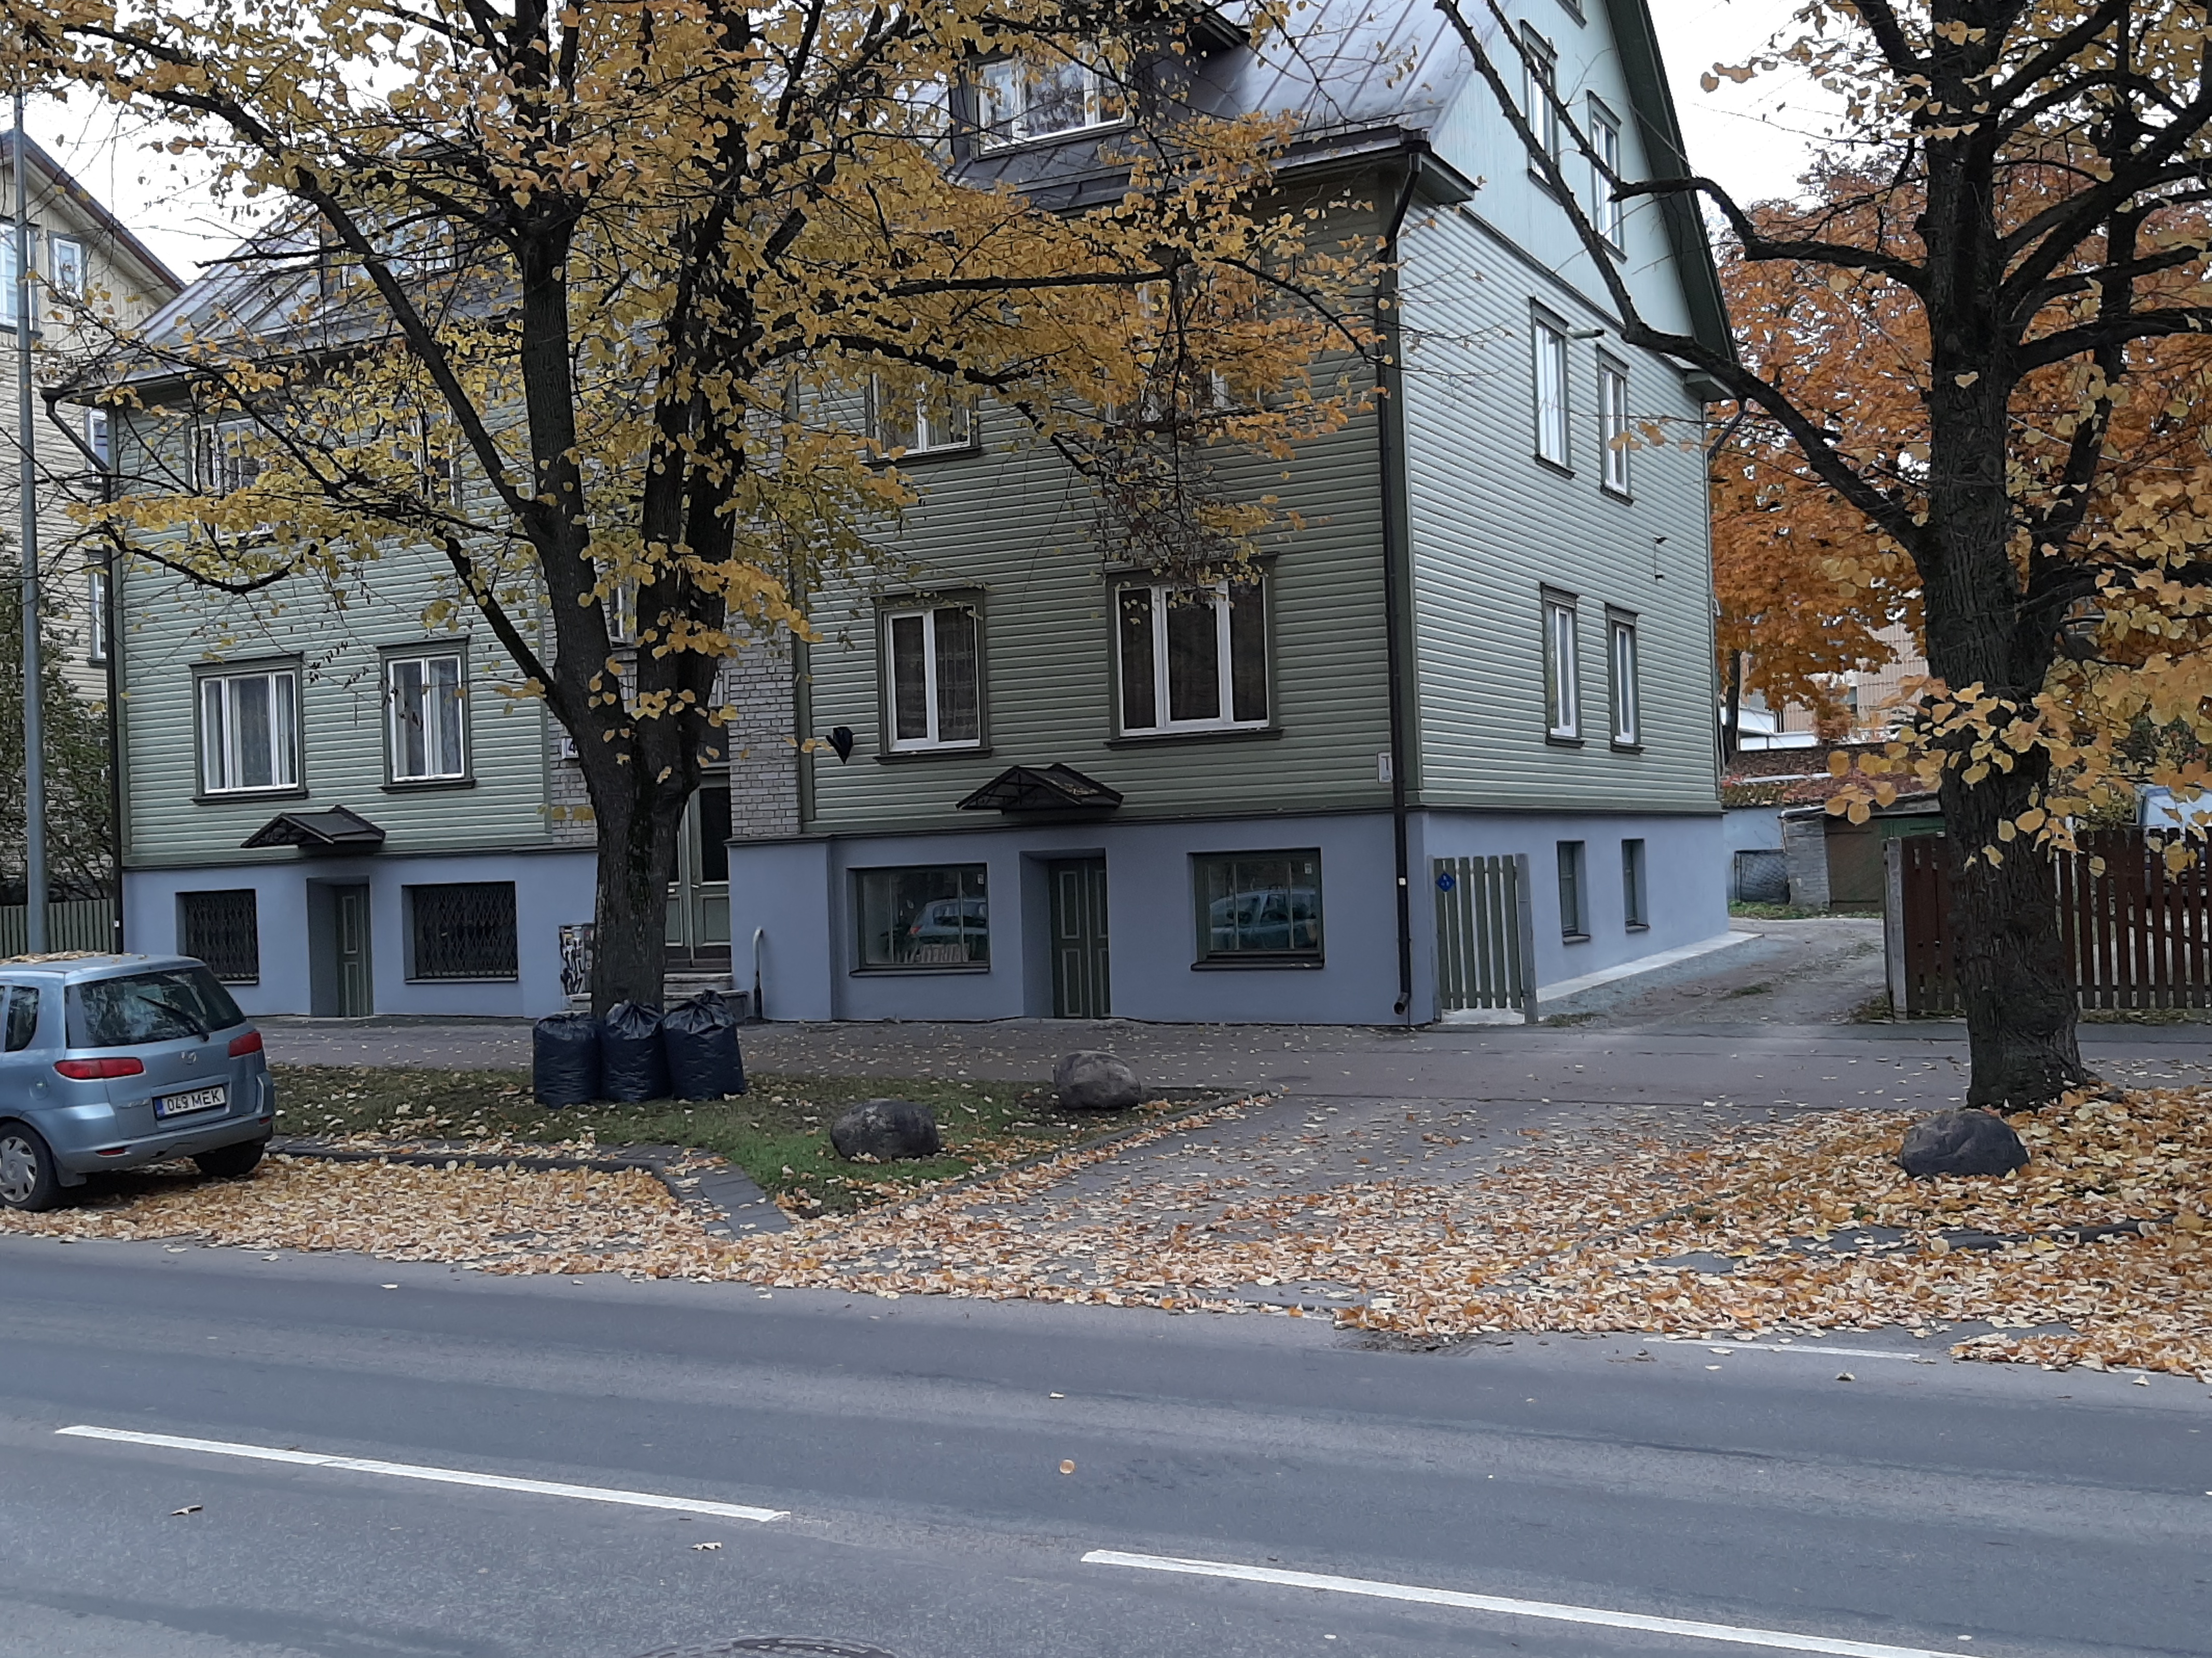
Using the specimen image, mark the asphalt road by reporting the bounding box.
[2,1236,2207,1658]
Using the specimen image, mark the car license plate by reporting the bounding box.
[154,1085,228,1120]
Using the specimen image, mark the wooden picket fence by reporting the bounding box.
[1432,853,1538,1021]
[1887,830,2212,1014]
[0,898,118,958]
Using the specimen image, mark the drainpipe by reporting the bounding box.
[44,390,121,950]
[1376,154,1425,1023]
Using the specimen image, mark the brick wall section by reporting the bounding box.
[544,630,798,845]
[720,632,801,838]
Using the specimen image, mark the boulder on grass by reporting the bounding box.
[1898,1108,2029,1178]
[830,1099,942,1162]
[1054,1050,1142,1112]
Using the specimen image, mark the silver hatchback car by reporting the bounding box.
[0,955,275,1212]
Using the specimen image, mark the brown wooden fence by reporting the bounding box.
[1887,829,2212,1013]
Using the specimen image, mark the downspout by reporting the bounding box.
[1377,155,1424,1023]
[43,391,122,950]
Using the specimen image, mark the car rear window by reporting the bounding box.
[68,968,246,1048]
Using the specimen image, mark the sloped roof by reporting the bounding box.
[1,129,182,302]
[125,0,1729,375]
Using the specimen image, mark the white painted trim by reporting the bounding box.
[56,1426,785,1522]
[1538,927,1751,1003]
[1082,1550,1951,1657]
[1437,928,1752,1025]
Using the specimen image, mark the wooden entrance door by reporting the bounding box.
[1048,859,1110,1018]
[334,885,372,1015]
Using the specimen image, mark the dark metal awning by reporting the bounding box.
[956,764,1124,814]
[241,804,388,852]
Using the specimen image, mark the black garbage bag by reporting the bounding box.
[662,992,747,1100]
[531,1012,602,1107]
[600,1001,671,1102]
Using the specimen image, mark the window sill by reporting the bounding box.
[869,443,982,467]
[1610,740,1643,754]
[1107,725,1280,749]
[196,785,310,805]
[975,118,1131,158]
[406,975,520,985]
[1533,453,1575,479]
[1599,482,1633,504]
[383,776,477,793]
[1192,957,1325,971]
[849,964,992,977]
[1545,733,1584,748]
[1626,922,1650,933]
[1561,932,1591,945]
[877,745,991,765]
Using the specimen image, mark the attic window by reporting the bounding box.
[975,52,1125,147]
[51,236,85,296]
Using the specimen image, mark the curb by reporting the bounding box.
[269,1137,789,1235]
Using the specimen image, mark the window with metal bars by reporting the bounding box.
[406,882,518,980]
[179,889,261,983]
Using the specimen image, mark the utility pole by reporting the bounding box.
[12,99,47,952]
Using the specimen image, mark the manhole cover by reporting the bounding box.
[630,1642,898,1658]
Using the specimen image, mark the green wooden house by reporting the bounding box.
[731,0,1735,1023]
[101,0,1731,1023]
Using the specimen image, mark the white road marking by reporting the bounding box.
[1673,1341,1940,1363]
[55,1427,785,1523]
[1082,1550,1953,1657]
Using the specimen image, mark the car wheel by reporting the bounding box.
[193,1139,266,1180]
[0,1123,63,1212]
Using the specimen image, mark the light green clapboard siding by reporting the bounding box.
[1397,203,1720,813]
[800,397,1396,832]
[113,411,556,869]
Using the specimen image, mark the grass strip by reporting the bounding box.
[269,1065,1193,1217]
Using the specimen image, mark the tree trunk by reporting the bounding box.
[1939,757,2092,1106]
[581,756,689,1015]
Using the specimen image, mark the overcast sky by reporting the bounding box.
[19,0,1827,285]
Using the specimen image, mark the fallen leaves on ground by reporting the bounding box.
[5,1087,2207,1379]
[0,1157,699,1265]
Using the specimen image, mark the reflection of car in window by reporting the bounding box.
[1208,887,1318,952]
[903,896,988,964]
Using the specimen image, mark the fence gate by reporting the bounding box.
[1432,854,1537,1021]
[1887,829,2212,1014]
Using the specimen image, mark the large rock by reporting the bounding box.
[830,1099,942,1162]
[1898,1108,2029,1178]
[1054,1051,1143,1112]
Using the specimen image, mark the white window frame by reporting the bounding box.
[975,53,1125,149]
[0,234,24,325]
[1543,592,1581,740]
[1598,354,1631,495]
[1532,310,1570,467]
[1116,579,1269,737]
[1587,98,1625,247]
[87,568,109,666]
[1521,27,1560,167]
[198,667,301,795]
[50,234,85,296]
[386,650,468,783]
[868,377,975,455]
[1608,612,1640,746]
[196,419,260,494]
[882,601,984,752]
[85,407,110,469]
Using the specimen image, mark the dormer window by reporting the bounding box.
[975,53,1125,148]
